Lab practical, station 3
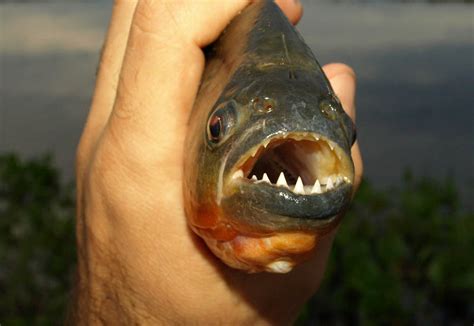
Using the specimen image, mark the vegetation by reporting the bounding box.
[0,153,472,324]
[298,172,474,325]
[0,154,75,325]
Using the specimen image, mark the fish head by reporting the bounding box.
[212,67,356,233]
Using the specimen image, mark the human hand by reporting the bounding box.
[72,1,363,324]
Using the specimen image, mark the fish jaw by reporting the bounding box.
[222,131,354,232]
[185,131,353,273]
[207,132,352,273]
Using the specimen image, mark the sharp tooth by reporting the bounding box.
[261,173,271,183]
[276,172,288,187]
[327,177,334,190]
[232,169,244,180]
[266,260,293,273]
[312,179,322,194]
[251,175,258,181]
[329,144,334,151]
[293,177,305,195]
[252,145,262,157]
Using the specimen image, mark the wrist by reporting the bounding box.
[68,256,292,326]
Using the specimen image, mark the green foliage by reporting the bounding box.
[0,153,76,325]
[298,174,474,325]
[0,154,472,324]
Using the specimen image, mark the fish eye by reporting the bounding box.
[207,100,237,146]
[208,115,223,141]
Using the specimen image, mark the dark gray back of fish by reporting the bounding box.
[235,1,331,93]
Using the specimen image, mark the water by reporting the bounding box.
[0,3,473,198]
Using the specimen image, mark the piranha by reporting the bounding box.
[184,0,356,273]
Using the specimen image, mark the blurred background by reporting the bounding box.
[0,0,473,324]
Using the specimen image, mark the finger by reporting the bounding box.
[323,63,364,190]
[323,63,356,122]
[76,1,137,176]
[104,0,303,165]
[275,0,303,25]
[190,0,303,46]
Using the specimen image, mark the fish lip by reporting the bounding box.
[219,175,352,232]
[230,181,352,221]
[225,131,354,198]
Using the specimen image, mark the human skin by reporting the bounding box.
[71,0,363,325]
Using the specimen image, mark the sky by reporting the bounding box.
[0,3,473,200]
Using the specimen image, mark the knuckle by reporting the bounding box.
[339,63,356,79]
[112,90,134,121]
[325,63,357,82]
[87,136,125,195]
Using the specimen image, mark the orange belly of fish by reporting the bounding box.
[189,204,335,273]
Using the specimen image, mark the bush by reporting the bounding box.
[298,174,474,325]
[0,154,76,325]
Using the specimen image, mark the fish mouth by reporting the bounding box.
[229,132,353,196]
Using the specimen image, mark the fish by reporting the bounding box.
[183,0,356,273]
